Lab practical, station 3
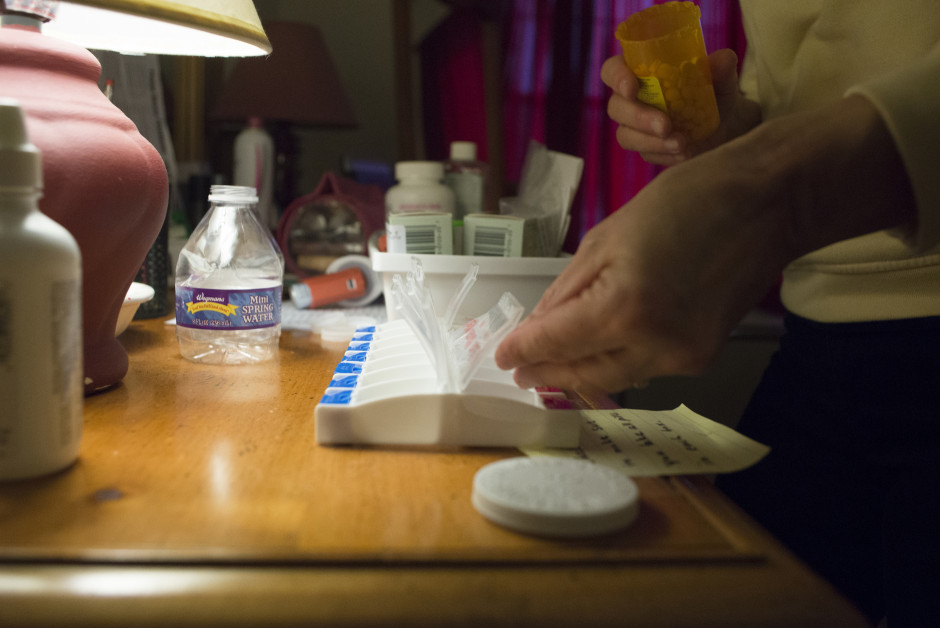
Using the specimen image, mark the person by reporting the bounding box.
[495,1,940,625]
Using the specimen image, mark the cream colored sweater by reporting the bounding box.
[738,0,940,322]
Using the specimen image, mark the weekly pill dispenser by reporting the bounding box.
[314,260,581,448]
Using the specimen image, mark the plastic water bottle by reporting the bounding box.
[175,185,283,364]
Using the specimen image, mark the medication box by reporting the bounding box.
[370,249,570,323]
[315,319,580,447]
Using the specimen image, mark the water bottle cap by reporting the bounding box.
[290,282,313,309]
[208,185,258,204]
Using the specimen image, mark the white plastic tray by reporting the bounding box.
[370,247,570,323]
[314,319,580,448]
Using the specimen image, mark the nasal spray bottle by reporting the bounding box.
[0,99,83,480]
[443,141,491,254]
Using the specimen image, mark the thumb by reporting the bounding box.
[708,49,740,98]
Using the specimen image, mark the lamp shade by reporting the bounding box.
[211,21,357,127]
[41,0,271,56]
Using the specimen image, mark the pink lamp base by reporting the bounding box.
[0,25,169,394]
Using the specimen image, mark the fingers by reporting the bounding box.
[708,49,740,98]
[600,55,635,96]
[607,92,671,137]
[614,126,687,165]
[496,299,600,371]
[603,54,690,161]
[497,212,636,371]
[608,101,687,162]
[510,347,652,395]
[524,236,611,317]
[495,272,627,372]
[512,361,607,396]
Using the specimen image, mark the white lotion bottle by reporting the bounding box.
[0,99,83,481]
[233,116,276,230]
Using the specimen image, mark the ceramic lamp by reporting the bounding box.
[0,0,270,393]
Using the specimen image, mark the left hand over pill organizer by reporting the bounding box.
[314,259,581,448]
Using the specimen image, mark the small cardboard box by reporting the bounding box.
[463,214,525,257]
[370,248,570,324]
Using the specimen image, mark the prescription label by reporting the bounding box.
[636,76,668,113]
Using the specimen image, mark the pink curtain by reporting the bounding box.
[503,0,745,251]
[420,1,746,252]
[420,8,491,162]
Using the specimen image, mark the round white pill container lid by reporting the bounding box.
[314,313,378,348]
[472,457,639,538]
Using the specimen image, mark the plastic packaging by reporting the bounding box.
[387,258,523,393]
[233,117,276,230]
[616,1,720,141]
[385,161,455,255]
[175,185,284,364]
[498,140,583,257]
[0,99,83,480]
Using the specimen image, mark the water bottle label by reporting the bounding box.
[175,287,281,330]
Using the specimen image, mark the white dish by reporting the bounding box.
[115,282,155,336]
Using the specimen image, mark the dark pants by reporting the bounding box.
[716,313,940,627]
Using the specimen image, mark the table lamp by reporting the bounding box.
[0,0,271,394]
[210,21,358,212]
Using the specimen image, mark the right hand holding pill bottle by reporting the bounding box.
[616,1,720,141]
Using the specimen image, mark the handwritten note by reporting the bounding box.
[522,405,770,477]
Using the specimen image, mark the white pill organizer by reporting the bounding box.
[315,258,582,448]
[314,319,581,448]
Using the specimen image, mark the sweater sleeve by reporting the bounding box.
[846,42,940,252]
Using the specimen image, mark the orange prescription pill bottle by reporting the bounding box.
[616,1,719,141]
[290,267,367,309]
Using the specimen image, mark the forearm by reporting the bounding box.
[495,92,918,392]
[715,92,762,148]
[716,94,916,263]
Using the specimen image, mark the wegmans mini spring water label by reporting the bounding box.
[175,287,281,330]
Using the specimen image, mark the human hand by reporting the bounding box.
[601,49,760,165]
[494,152,791,395]
[495,87,916,395]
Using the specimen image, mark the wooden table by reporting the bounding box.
[0,316,867,627]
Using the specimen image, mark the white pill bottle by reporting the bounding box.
[0,99,83,481]
[385,161,455,255]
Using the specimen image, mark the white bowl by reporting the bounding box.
[115,282,156,336]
